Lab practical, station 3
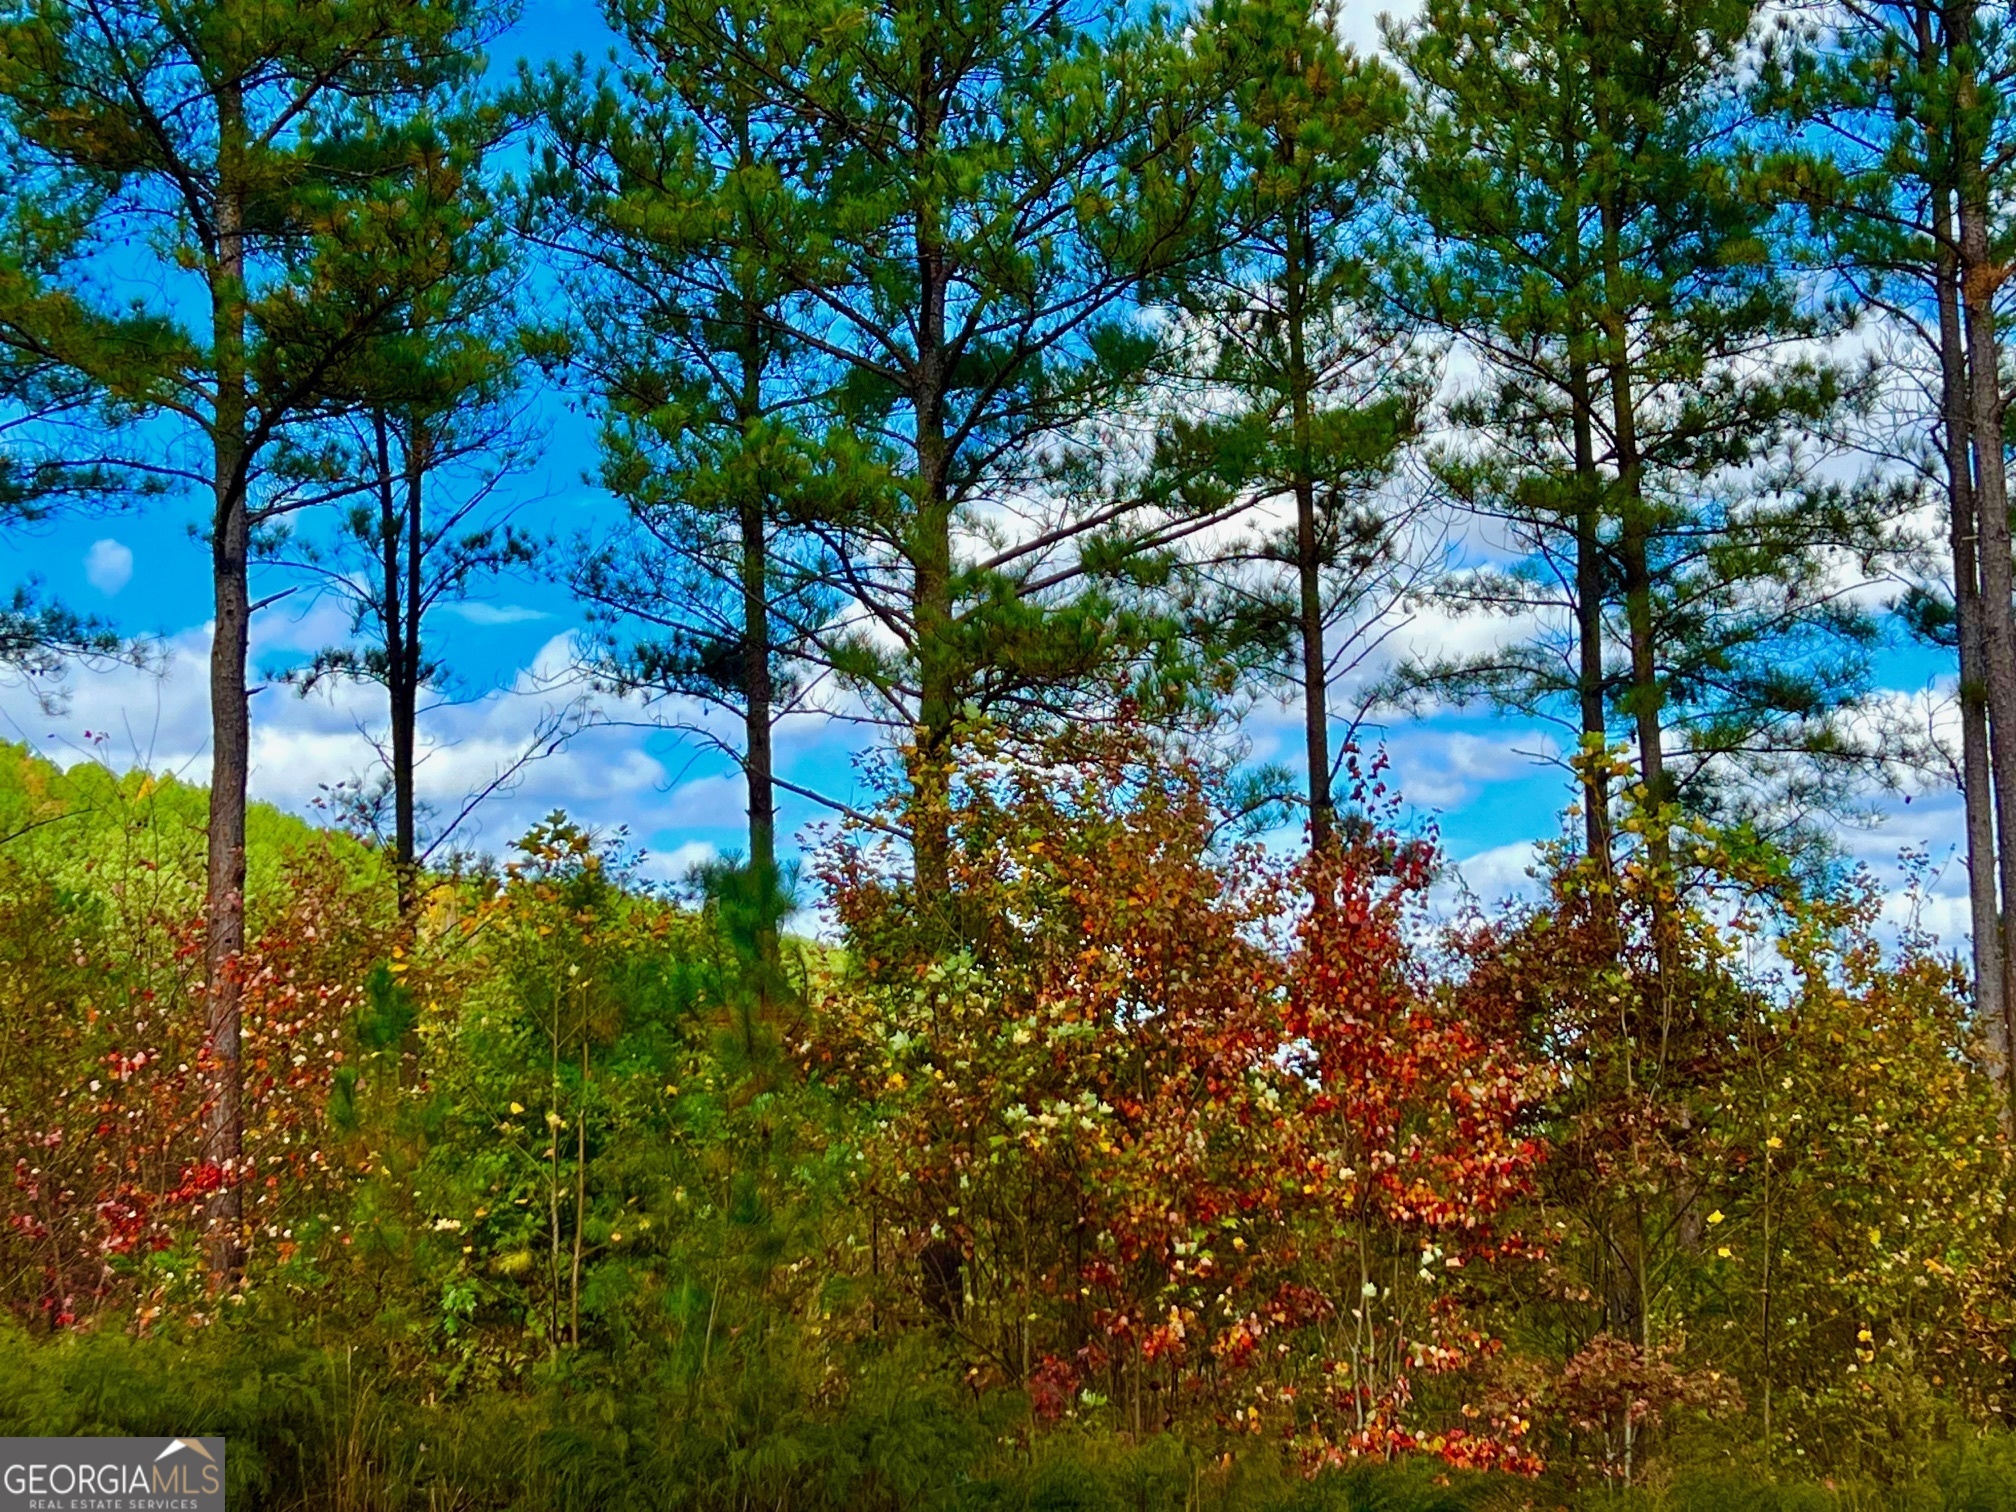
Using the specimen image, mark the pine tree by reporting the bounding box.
[1160,0,1425,856]
[577,0,1213,902]
[1760,0,2016,1102]
[275,100,538,914]
[1393,0,1890,886]
[529,24,852,973]
[1391,0,1899,1359]
[0,0,502,1277]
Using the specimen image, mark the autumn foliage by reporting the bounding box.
[816,729,1543,1471]
[0,840,387,1327]
[0,739,2011,1507]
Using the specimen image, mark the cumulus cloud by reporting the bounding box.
[1820,784,1974,947]
[645,839,722,883]
[1243,683,1565,818]
[1,615,693,865]
[0,596,903,880]
[1440,839,1546,911]
[0,568,1977,964]
[85,538,133,595]
[1385,726,1563,811]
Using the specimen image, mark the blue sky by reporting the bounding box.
[0,0,1972,942]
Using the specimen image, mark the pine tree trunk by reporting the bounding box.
[1569,354,1612,874]
[395,419,425,910]
[1285,211,1333,857]
[1955,92,2016,1064]
[374,411,418,915]
[1958,268,2016,1054]
[912,476,955,903]
[727,120,782,981]
[204,88,250,1283]
[1931,153,2009,1091]
[1598,187,1680,1048]
[910,69,956,905]
[740,486,778,980]
[1599,245,1668,848]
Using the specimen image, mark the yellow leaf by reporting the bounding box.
[509,1102,524,1115]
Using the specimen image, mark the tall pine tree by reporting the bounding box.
[1394,0,1890,887]
[278,98,535,913]
[1159,0,1425,856]
[0,0,502,1277]
[581,0,1213,903]
[1761,0,2016,1100]
[530,22,852,973]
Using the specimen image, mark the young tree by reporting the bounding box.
[1760,0,2016,1096]
[280,412,544,909]
[1157,0,1426,856]
[817,722,1542,1468]
[587,0,1215,901]
[0,0,500,1277]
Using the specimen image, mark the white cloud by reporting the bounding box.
[1241,689,1564,819]
[258,595,358,656]
[1821,785,1975,949]
[646,839,722,882]
[85,538,133,595]
[1385,726,1563,811]
[437,602,552,626]
[0,616,671,861]
[0,606,883,881]
[1443,839,1546,909]
[0,571,1982,967]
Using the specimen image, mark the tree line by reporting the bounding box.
[0,0,2012,1276]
